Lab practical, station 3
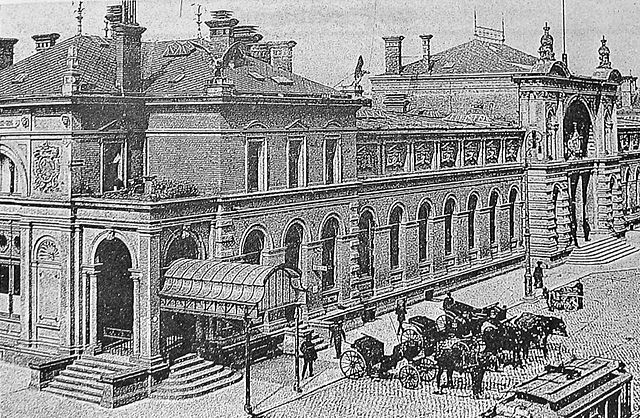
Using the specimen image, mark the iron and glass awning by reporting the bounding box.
[159,258,302,320]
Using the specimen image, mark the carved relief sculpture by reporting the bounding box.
[356,144,379,174]
[33,143,61,193]
[463,141,480,166]
[486,139,501,164]
[505,139,521,162]
[440,141,458,168]
[414,142,434,170]
[385,142,407,171]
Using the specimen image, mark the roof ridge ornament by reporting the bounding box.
[598,35,611,69]
[538,22,555,62]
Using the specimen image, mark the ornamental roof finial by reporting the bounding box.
[539,22,555,61]
[598,35,611,69]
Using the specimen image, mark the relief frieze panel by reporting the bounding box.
[356,143,379,175]
[33,143,61,193]
[384,142,407,172]
[486,139,501,164]
[505,139,521,163]
[441,141,458,168]
[414,142,434,171]
[463,141,480,166]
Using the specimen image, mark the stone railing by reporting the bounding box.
[28,355,78,390]
[99,367,148,409]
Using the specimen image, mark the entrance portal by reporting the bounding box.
[95,238,133,353]
[569,173,594,240]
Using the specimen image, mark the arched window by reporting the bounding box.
[165,233,199,268]
[489,191,499,244]
[358,211,375,276]
[509,189,518,239]
[467,195,478,249]
[243,229,265,265]
[444,198,456,255]
[418,203,430,261]
[0,154,17,194]
[389,206,403,269]
[321,218,339,290]
[284,224,304,269]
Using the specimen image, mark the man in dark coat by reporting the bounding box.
[395,299,407,335]
[533,261,544,289]
[575,279,584,310]
[301,333,317,378]
[570,219,579,247]
[330,320,347,359]
[443,292,454,311]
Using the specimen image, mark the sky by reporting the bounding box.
[0,0,638,90]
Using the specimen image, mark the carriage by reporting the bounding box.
[548,283,582,312]
[437,300,506,338]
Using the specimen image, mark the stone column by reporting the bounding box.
[404,221,420,284]
[431,216,446,274]
[453,212,469,266]
[137,230,163,367]
[130,269,141,358]
[19,221,33,347]
[336,235,355,303]
[84,264,101,354]
[476,208,491,260]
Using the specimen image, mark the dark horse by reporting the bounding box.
[377,342,421,378]
[481,321,525,368]
[512,312,568,359]
[434,344,498,396]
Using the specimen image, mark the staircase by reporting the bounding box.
[566,236,639,265]
[43,355,137,405]
[150,353,241,400]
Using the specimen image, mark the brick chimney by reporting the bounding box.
[419,34,433,71]
[111,0,146,93]
[205,10,239,56]
[383,36,404,75]
[0,38,18,71]
[268,41,296,72]
[32,33,60,53]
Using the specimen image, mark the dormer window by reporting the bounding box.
[11,73,27,84]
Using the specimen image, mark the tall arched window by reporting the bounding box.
[389,206,403,269]
[243,229,265,265]
[0,154,17,194]
[284,224,304,269]
[444,198,456,255]
[358,211,375,276]
[489,191,499,244]
[509,189,518,239]
[467,195,478,249]
[321,218,339,290]
[418,203,431,261]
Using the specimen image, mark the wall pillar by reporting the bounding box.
[373,226,391,290]
[475,208,491,260]
[498,203,512,253]
[130,270,141,358]
[404,221,420,284]
[430,217,446,274]
[137,231,163,368]
[83,264,101,354]
[453,213,469,266]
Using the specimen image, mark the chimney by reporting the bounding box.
[419,34,433,72]
[268,41,296,72]
[0,38,18,71]
[619,75,637,109]
[205,10,239,56]
[247,43,270,63]
[111,0,146,93]
[32,33,60,53]
[383,36,404,75]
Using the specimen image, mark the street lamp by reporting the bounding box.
[523,132,535,301]
[243,309,253,416]
[293,302,302,393]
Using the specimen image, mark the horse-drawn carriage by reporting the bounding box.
[437,300,506,337]
[548,282,582,312]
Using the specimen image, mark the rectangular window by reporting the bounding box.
[247,140,266,192]
[288,140,303,188]
[0,265,8,294]
[13,265,20,296]
[325,137,339,184]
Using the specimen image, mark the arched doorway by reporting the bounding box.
[95,238,133,352]
[358,211,375,278]
[563,100,592,160]
[444,198,456,256]
[321,218,339,292]
[509,189,518,240]
[284,224,304,269]
[243,229,265,265]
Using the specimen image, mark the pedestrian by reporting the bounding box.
[533,261,544,289]
[496,304,507,321]
[583,219,591,242]
[542,287,551,310]
[301,333,317,378]
[330,319,346,359]
[395,299,407,335]
[443,291,454,311]
[575,279,584,310]
[570,219,579,247]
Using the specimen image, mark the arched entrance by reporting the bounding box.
[95,238,133,353]
[563,100,592,160]
[569,171,593,241]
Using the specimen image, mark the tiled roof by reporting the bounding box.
[0,35,118,99]
[356,107,514,131]
[401,39,537,75]
[142,39,338,97]
[0,35,339,100]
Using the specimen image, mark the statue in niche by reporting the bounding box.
[566,122,582,160]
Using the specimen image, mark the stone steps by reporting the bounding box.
[42,354,137,406]
[566,236,639,265]
[150,353,242,400]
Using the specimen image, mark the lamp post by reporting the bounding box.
[523,133,535,301]
[243,309,253,416]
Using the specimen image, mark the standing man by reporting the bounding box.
[301,333,317,378]
[575,279,584,310]
[570,218,579,247]
[330,319,346,359]
[533,261,545,289]
[583,219,591,242]
[395,299,407,335]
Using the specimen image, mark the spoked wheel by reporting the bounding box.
[421,357,438,381]
[398,364,421,390]
[564,295,579,312]
[400,328,423,356]
[436,314,456,335]
[340,350,367,380]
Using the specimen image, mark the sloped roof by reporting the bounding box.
[0,35,118,98]
[401,39,537,75]
[0,35,340,101]
[142,39,337,97]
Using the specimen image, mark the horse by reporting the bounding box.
[481,320,524,368]
[512,312,568,359]
[377,342,420,378]
[434,345,498,395]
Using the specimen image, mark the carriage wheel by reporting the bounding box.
[564,296,579,312]
[436,314,456,334]
[421,357,438,381]
[398,364,421,390]
[340,350,367,380]
[400,329,423,353]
